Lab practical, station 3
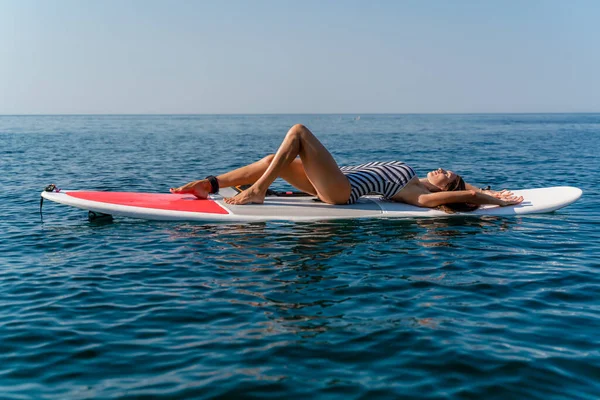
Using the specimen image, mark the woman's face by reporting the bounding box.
[427,168,457,190]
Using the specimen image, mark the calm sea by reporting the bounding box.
[1,114,599,399]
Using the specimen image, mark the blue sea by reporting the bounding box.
[1,114,599,399]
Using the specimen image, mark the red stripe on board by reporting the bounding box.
[66,191,229,214]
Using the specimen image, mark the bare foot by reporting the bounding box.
[170,179,212,199]
[224,186,266,205]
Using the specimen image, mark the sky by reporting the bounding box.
[1,0,599,114]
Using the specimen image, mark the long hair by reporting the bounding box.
[437,175,479,214]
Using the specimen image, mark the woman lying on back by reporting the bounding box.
[171,124,523,212]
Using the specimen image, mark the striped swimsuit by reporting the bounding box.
[340,161,416,204]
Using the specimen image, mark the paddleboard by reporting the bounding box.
[40,186,582,222]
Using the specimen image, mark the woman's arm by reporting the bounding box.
[464,182,486,193]
[464,182,516,199]
[414,190,523,208]
[465,182,499,194]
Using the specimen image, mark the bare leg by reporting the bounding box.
[170,155,317,198]
[224,124,351,205]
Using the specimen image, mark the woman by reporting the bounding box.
[171,124,523,211]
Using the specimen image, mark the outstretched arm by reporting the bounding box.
[465,182,487,193]
[412,190,523,208]
[464,182,517,200]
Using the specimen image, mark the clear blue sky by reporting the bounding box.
[1,0,598,114]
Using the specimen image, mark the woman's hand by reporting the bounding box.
[485,189,511,198]
[487,189,525,203]
[498,193,524,206]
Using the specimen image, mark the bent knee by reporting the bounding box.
[290,123,307,132]
[287,124,310,138]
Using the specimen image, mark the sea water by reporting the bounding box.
[1,114,599,399]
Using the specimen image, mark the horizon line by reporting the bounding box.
[1,111,599,117]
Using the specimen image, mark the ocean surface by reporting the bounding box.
[1,114,599,399]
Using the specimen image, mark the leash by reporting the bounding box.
[40,184,60,220]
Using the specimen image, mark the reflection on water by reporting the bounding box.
[158,217,524,339]
[412,217,518,247]
[167,215,521,255]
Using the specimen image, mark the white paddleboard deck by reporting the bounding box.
[40,186,582,222]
